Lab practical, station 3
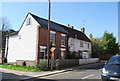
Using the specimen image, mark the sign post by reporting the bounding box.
[50,47,55,70]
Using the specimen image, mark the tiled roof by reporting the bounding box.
[61,26,91,42]
[6,31,19,36]
[30,13,91,42]
[30,13,68,34]
[8,13,91,42]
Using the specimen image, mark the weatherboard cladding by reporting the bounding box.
[8,13,91,42]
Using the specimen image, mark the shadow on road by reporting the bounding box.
[22,79,102,81]
[1,72,32,81]
[78,62,105,70]
[1,63,105,81]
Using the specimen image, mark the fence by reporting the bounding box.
[39,59,79,69]
[39,58,99,69]
[100,54,117,60]
[79,58,99,65]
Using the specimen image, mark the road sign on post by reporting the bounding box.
[49,42,55,70]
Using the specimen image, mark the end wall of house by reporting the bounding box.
[7,14,39,63]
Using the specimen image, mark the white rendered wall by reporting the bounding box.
[68,37,91,52]
[7,14,40,62]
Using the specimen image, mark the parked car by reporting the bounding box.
[101,55,120,81]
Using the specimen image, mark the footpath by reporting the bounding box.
[0,62,104,81]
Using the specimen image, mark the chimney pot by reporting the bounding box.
[68,24,70,27]
[81,27,85,33]
[67,24,74,29]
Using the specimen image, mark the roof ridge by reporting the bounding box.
[30,13,84,34]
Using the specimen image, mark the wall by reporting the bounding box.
[39,59,79,69]
[100,54,118,60]
[39,58,99,69]
[39,28,67,59]
[68,37,91,52]
[79,58,99,65]
[17,60,36,66]
[6,14,39,62]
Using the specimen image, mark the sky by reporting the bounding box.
[1,2,119,41]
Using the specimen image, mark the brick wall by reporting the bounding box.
[100,54,117,60]
[39,27,67,59]
[17,60,36,66]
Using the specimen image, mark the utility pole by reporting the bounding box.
[47,0,51,68]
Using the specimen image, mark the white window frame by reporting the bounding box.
[60,48,66,59]
[80,40,84,47]
[26,18,31,25]
[61,40,65,46]
[71,39,74,46]
[88,43,90,49]
[40,46,46,59]
[50,31,55,45]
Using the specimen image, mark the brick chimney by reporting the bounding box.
[81,27,85,33]
[89,34,93,40]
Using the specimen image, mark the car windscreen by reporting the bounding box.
[110,58,120,65]
[104,56,120,74]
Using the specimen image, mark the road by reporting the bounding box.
[26,62,104,81]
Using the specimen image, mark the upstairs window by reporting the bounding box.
[26,18,31,25]
[61,40,65,46]
[80,40,84,47]
[50,33,55,45]
[71,39,74,45]
[88,43,90,49]
[61,34,66,46]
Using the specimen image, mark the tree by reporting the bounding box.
[0,17,14,58]
[101,31,119,54]
[92,38,103,58]
[91,31,119,58]
[1,17,11,31]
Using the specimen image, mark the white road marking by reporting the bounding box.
[82,74,94,79]
[39,71,73,78]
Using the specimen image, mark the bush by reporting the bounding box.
[3,63,11,65]
[37,61,49,71]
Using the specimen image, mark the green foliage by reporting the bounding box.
[92,38,102,58]
[38,61,49,71]
[67,51,81,59]
[101,31,119,54]
[92,31,119,57]
[0,63,48,72]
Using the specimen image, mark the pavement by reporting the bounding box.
[0,62,104,81]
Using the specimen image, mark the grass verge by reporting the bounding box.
[0,63,49,72]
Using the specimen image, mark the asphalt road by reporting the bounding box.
[26,62,105,81]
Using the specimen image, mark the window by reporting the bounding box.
[61,40,65,46]
[75,35,77,39]
[61,51,65,59]
[70,39,74,45]
[80,40,83,47]
[40,47,46,59]
[61,35,65,46]
[26,18,31,25]
[88,43,90,49]
[50,33,55,45]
